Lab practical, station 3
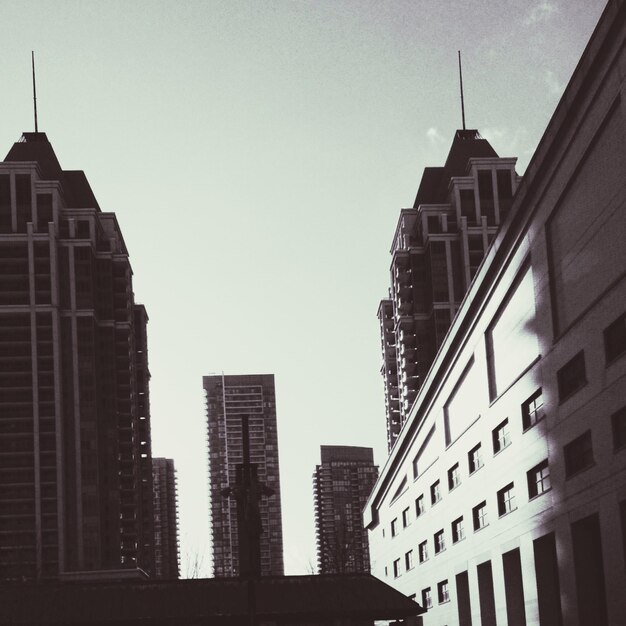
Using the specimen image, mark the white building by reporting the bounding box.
[364,1,626,624]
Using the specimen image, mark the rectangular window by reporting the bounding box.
[434,529,445,554]
[452,516,465,543]
[405,549,414,571]
[393,558,401,578]
[604,313,626,364]
[448,463,461,491]
[415,494,425,517]
[391,518,398,537]
[402,507,410,528]
[564,431,593,477]
[418,540,428,563]
[444,357,485,445]
[430,480,441,505]
[492,419,511,454]
[486,264,539,398]
[412,425,436,478]
[468,443,484,473]
[473,501,488,531]
[497,482,517,516]
[422,587,432,609]
[527,460,551,498]
[438,579,450,604]
[522,388,544,430]
[612,407,626,450]
[557,351,587,401]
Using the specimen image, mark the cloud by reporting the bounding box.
[426,127,446,145]
[482,126,529,156]
[544,69,562,95]
[524,1,558,25]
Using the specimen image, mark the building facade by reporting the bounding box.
[365,1,626,624]
[379,132,521,450]
[313,446,378,574]
[204,373,284,576]
[152,458,179,579]
[0,133,155,580]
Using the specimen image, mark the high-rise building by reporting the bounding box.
[313,446,378,574]
[204,373,284,577]
[379,132,521,450]
[0,132,154,580]
[152,458,180,579]
[366,1,626,623]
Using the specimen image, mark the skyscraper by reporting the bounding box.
[204,373,284,577]
[379,131,521,449]
[313,446,378,574]
[0,132,154,580]
[152,458,180,579]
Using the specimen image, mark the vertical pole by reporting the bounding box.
[32,52,39,133]
[458,51,466,131]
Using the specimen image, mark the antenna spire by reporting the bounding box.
[458,50,466,131]
[31,51,39,133]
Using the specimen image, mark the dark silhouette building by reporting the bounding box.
[379,132,521,450]
[313,446,378,574]
[204,373,284,576]
[0,133,154,579]
[152,457,179,579]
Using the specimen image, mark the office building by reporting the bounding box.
[152,458,179,579]
[0,132,154,579]
[365,1,626,624]
[379,131,521,450]
[204,373,284,576]
[313,445,378,574]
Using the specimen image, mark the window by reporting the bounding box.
[527,460,551,498]
[405,549,414,571]
[612,407,626,450]
[412,425,436,478]
[522,388,544,430]
[393,558,401,578]
[384,566,388,577]
[452,516,465,543]
[434,529,445,554]
[418,540,428,563]
[415,494,425,518]
[422,587,432,609]
[402,507,410,528]
[497,482,517,516]
[437,579,450,604]
[448,463,461,490]
[604,313,626,364]
[391,518,398,537]
[430,480,441,505]
[473,501,488,531]
[564,431,594,477]
[492,419,511,454]
[557,351,587,401]
[468,443,484,473]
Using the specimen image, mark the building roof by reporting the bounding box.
[0,574,423,624]
[4,132,101,210]
[320,445,375,464]
[413,129,499,207]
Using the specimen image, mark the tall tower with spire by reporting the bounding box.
[0,132,155,579]
[379,130,521,450]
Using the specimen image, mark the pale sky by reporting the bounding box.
[0,0,606,576]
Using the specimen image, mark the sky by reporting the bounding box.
[0,0,607,576]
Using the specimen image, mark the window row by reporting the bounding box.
[389,461,552,576]
[391,404,625,541]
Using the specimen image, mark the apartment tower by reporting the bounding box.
[204,374,284,577]
[379,132,520,449]
[152,458,180,579]
[0,133,154,580]
[313,445,378,574]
